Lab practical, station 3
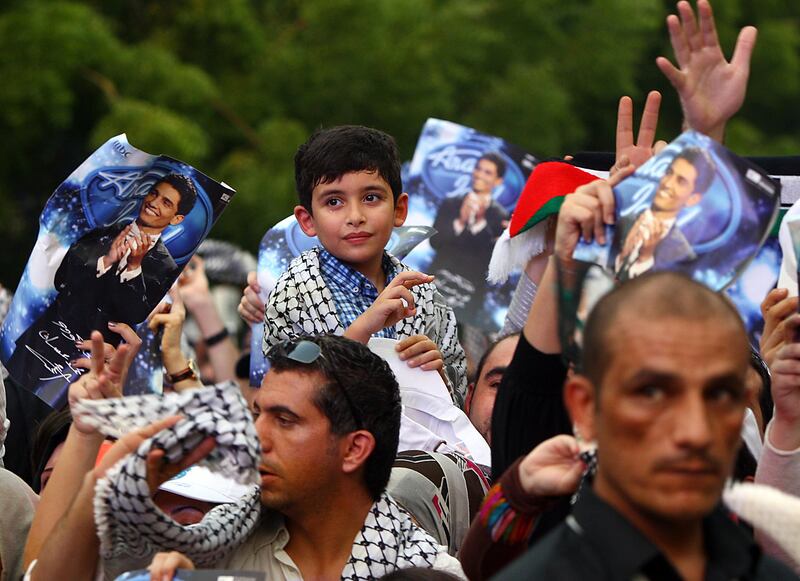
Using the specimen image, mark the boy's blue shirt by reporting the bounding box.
[318,248,398,339]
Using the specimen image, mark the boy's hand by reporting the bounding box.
[344,271,434,343]
[396,334,444,372]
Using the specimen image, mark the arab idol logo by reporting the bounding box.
[420,142,526,209]
[422,144,484,199]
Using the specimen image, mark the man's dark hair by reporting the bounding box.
[157,173,198,216]
[581,271,746,387]
[294,125,403,212]
[267,334,402,500]
[673,147,716,194]
[473,332,520,383]
[478,152,507,179]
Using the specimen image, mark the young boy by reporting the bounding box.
[263,125,467,400]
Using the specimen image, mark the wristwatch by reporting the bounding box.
[167,358,200,383]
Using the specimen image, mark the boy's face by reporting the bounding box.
[295,170,408,270]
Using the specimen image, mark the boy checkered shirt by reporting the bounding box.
[319,248,398,338]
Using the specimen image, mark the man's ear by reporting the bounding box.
[393,193,409,227]
[294,205,316,237]
[169,215,186,226]
[341,430,376,475]
[564,375,597,443]
[685,193,703,207]
[464,382,476,415]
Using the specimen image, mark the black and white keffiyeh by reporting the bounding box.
[342,493,441,580]
[263,248,468,402]
[71,382,262,566]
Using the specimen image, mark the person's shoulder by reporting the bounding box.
[277,248,322,282]
[755,553,800,580]
[494,523,603,580]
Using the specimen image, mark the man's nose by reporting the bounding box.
[256,418,272,452]
[672,393,713,450]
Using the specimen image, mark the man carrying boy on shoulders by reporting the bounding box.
[263,125,467,401]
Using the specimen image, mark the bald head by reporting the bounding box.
[582,271,748,386]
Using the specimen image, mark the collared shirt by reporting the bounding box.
[218,499,465,580]
[495,486,797,580]
[319,248,398,339]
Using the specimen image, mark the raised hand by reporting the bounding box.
[518,435,584,498]
[93,415,216,494]
[656,0,757,142]
[238,270,265,325]
[760,288,799,368]
[344,271,434,343]
[554,164,635,263]
[612,91,665,173]
[68,329,140,434]
[177,256,211,312]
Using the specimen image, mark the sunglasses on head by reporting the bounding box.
[267,339,364,430]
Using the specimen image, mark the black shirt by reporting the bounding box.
[494,486,798,580]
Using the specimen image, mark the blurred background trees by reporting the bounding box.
[1,0,799,287]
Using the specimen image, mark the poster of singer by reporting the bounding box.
[401,118,538,333]
[0,134,235,407]
[574,130,780,291]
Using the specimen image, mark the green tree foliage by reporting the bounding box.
[1,0,799,287]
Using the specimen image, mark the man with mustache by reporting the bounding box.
[612,147,715,281]
[496,271,796,580]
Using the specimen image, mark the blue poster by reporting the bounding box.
[0,134,235,407]
[574,130,780,291]
[401,118,538,332]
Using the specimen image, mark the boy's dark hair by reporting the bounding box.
[478,152,507,178]
[294,125,403,212]
[158,173,198,216]
[267,334,402,500]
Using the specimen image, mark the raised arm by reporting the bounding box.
[656,0,757,142]
[25,328,139,572]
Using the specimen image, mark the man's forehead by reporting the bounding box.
[601,313,747,384]
[257,368,325,408]
[479,335,518,380]
[153,181,180,200]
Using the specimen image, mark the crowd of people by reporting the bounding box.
[1,1,800,579]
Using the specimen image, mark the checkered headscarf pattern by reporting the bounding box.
[72,382,261,565]
[342,493,441,579]
[319,248,398,339]
[263,248,468,402]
